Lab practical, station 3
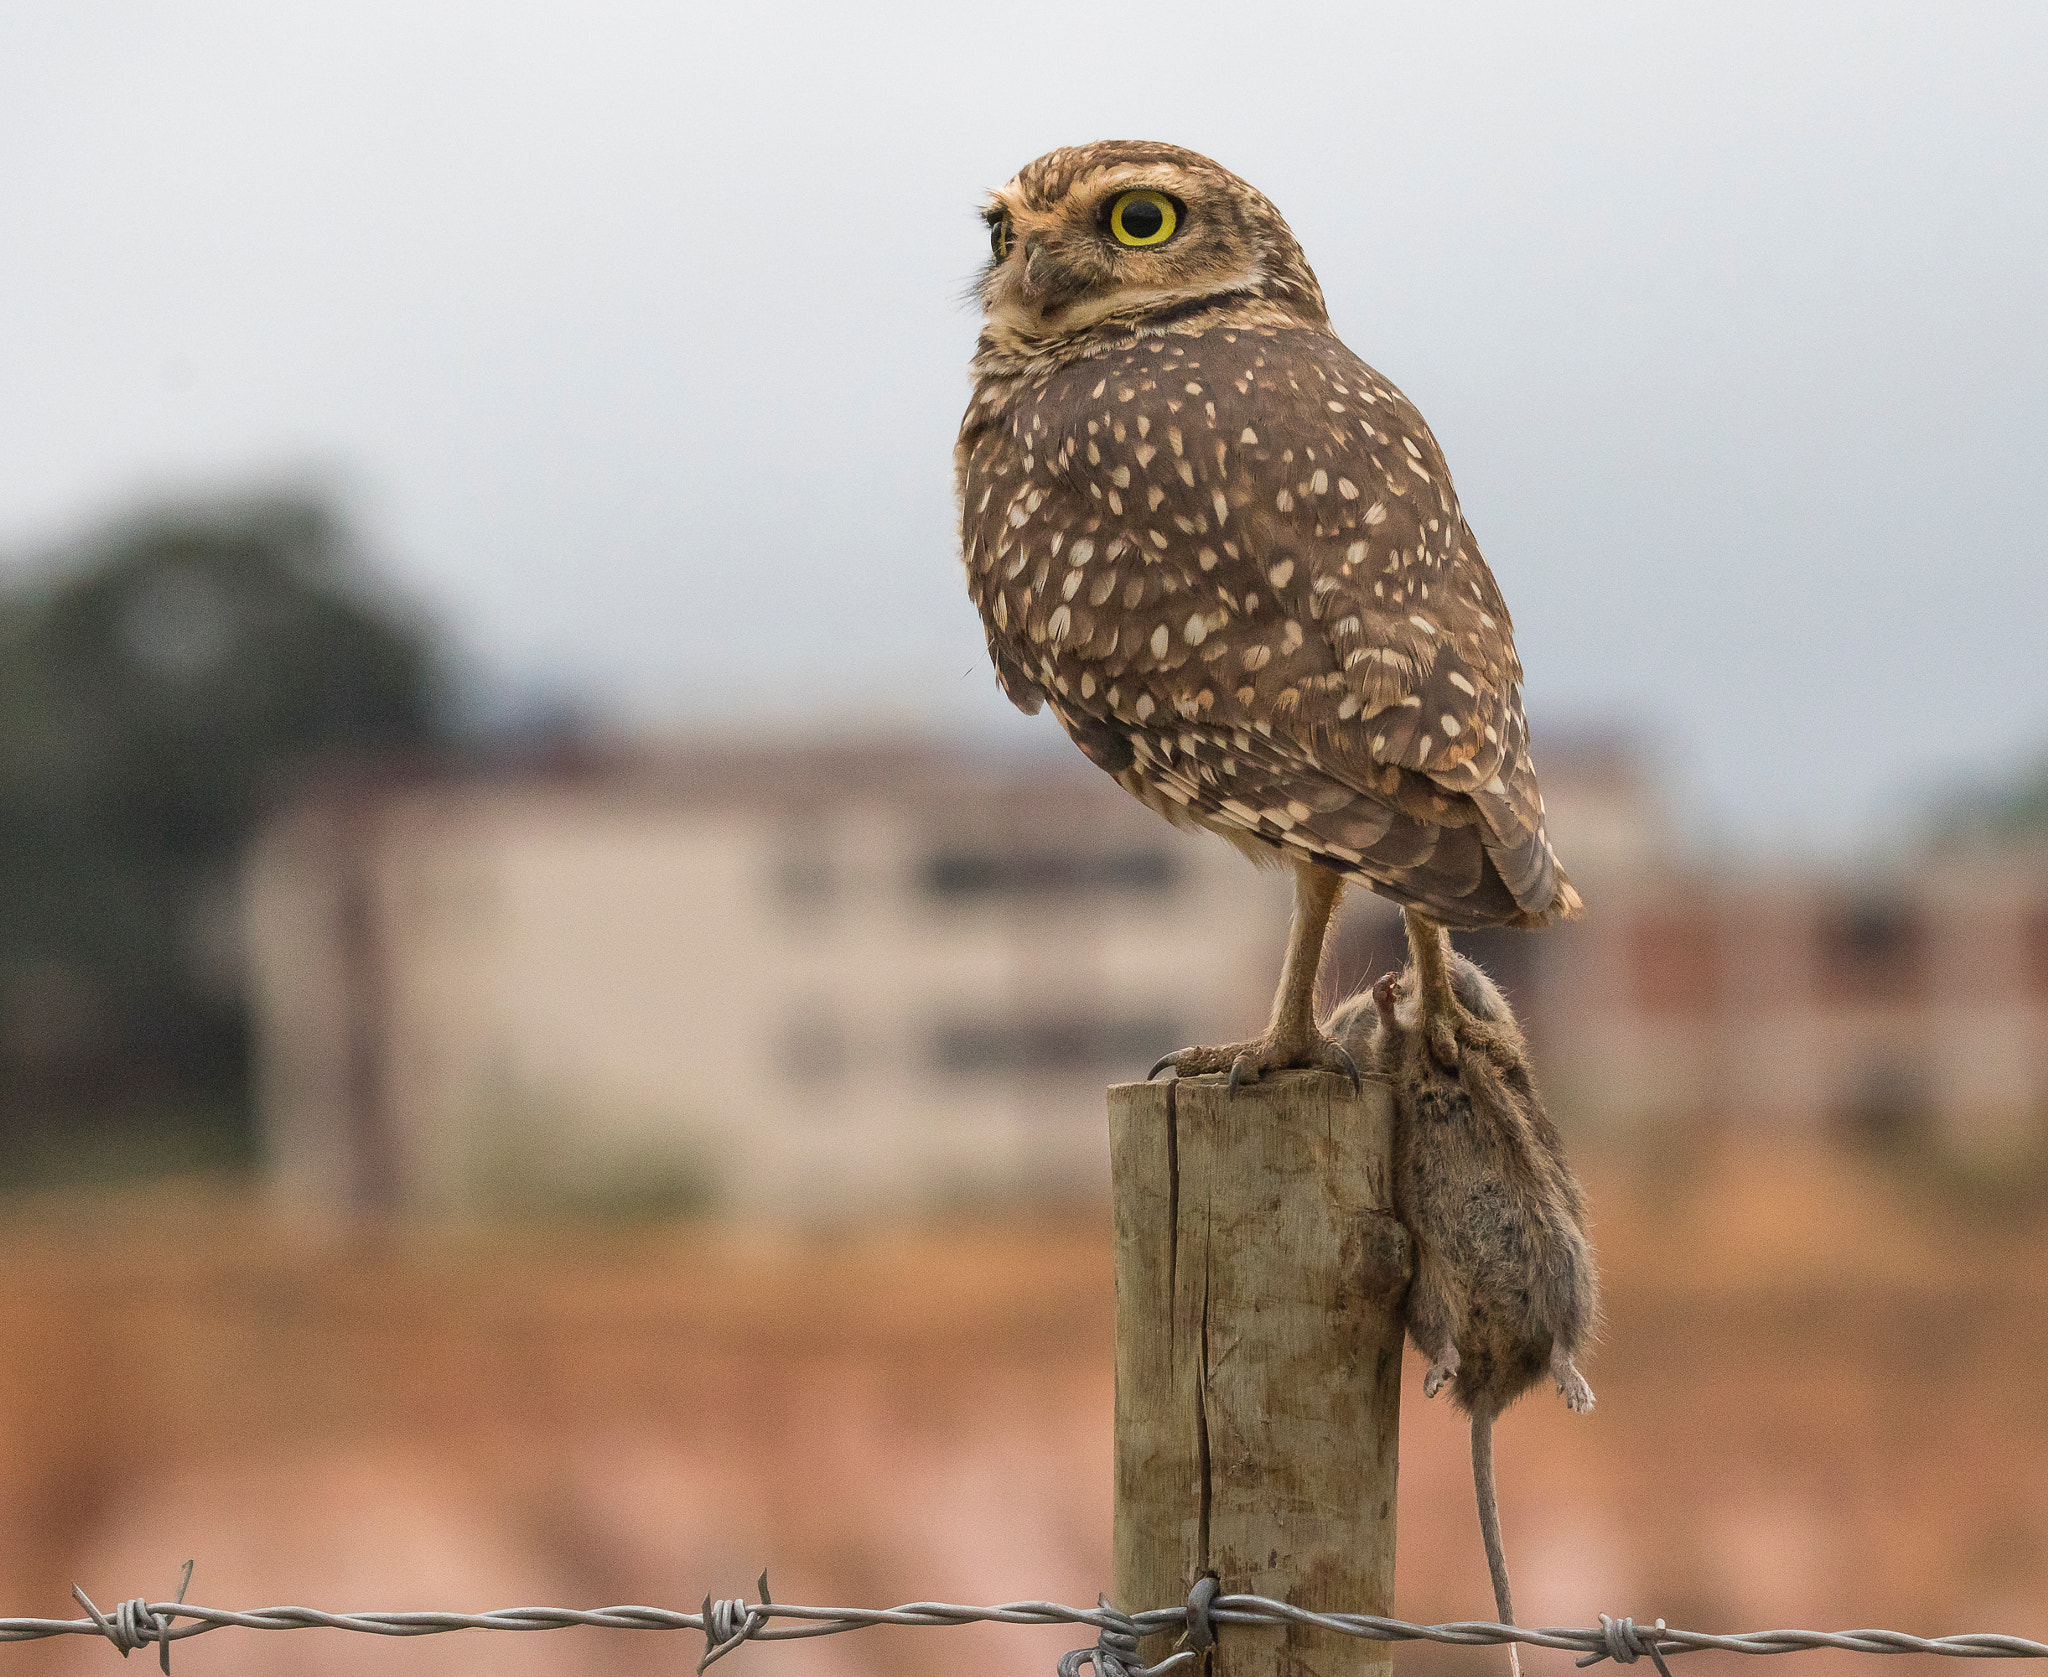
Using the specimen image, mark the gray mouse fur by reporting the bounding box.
[1328,912,1597,1664]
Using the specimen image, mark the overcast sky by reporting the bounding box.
[2,2,2043,855]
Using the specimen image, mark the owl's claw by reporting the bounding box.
[1226,1052,1255,1097]
[1149,1028,1364,1096]
[1329,1042,1362,1093]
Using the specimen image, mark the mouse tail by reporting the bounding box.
[1471,1411,1520,1677]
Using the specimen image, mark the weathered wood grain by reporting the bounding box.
[1111,1070,1409,1676]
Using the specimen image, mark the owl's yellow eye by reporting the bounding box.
[989,213,1013,262]
[1108,190,1178,248]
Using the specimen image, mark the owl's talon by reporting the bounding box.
[1144,1030,1364,1096]
[1226,1052,1261,1096]
[1329,1042,1362,1093]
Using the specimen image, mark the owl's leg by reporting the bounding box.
[1149,860,1360,1092]
[1403,908,1467,1069]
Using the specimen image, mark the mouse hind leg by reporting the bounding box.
[1529,1216,1597,1412]
[1549,1343,1594,1412]
[1424,1343,1463,1400]
[1406,1246,1465,1398]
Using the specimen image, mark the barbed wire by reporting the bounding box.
[3,1568,2044,1677]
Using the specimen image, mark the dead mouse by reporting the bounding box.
[1329,910,1598,1671]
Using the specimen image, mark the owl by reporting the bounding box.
[956,141,1581,1088]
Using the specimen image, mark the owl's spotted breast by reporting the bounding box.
[959,319,1576,928]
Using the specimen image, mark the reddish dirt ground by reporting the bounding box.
[0,1140,2044,1677]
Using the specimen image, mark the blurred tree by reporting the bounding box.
[0,494,446,1163]
[1969,767,2048,843]
[1933,757,2048,850]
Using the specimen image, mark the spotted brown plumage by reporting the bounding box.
[957,141,1580,1085]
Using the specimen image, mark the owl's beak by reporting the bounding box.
[1017,240,1083,318]
[1018,240,1052,300]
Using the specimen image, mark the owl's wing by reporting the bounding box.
[1233,340,1574,923]
[957,325,1576,927]
[1304,515,1569,922]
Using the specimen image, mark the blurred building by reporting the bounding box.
[1412,740,2048,1157]
[243,738,1301,1220]
[1530,850,2048,1157]
[243,733,2048,1221]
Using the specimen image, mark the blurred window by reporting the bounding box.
[931,1015,1180,1077]
[1816,899,1928,1004]
[920,848,1180,900]
[1626,909,1720,1016]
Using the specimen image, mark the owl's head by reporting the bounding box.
[976,141,1329,358]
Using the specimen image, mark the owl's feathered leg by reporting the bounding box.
[1403,908,1465,1068]
[1402,908,1526,1073]
[1149,860,1360,1093]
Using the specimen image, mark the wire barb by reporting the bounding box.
[1057,1596,1195,1677]
[698,1572,772,1673]
[70,1564,191,1675]
[1581,1616,1675,1677]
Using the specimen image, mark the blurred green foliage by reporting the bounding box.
[0,495,446,1159]
[1940,764,2048,847]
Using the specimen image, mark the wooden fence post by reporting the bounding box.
[1110,1069,1409,1676]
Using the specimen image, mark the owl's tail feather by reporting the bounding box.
[1508,870,1584,928]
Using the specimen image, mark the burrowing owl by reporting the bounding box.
[956,141,1581,1087]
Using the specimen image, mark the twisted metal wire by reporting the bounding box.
[13,1569,2048,1673]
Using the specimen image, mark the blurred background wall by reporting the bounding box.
[1,3,2046,1674]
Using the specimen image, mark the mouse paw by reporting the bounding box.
[1421,1346,1460,1399]
[1371,971,1401,1024]
[1553,1355,1595,1413]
